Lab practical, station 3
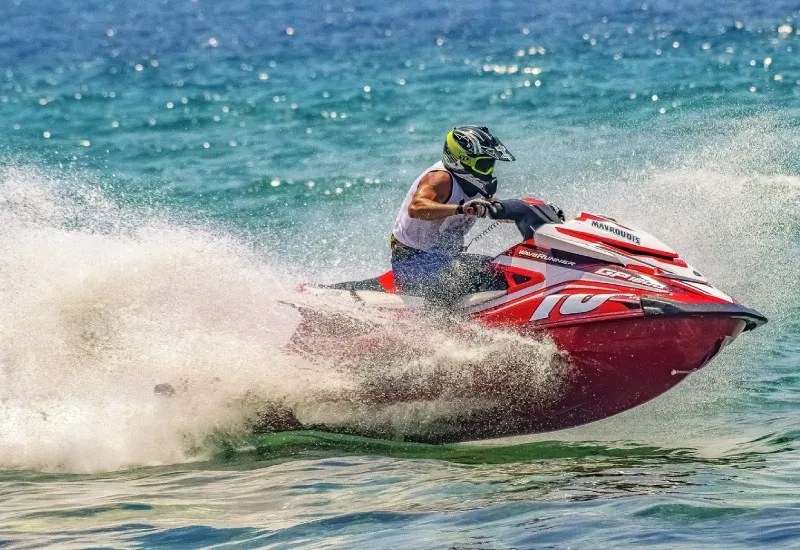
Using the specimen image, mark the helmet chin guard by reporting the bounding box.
[453,172,498,199]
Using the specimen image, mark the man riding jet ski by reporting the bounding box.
[290,136,767,439]
[390,126,563,305]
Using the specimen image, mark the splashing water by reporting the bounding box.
[1,121,795,471]
[0,165,565,472]
[285,303,566,443]
[0,165,318,471]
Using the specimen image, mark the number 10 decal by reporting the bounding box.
[531,293,630,321]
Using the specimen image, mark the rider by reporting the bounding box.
[391,126,515,299]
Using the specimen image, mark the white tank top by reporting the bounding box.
[393,161,476,255]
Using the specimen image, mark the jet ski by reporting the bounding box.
[288,198,767,441]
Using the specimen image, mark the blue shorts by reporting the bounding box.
[391,248,453,294]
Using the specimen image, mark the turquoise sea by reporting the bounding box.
[1,0,799,547]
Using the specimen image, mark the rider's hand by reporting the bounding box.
[458,199,499,218]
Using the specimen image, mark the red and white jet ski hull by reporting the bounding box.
[287,203,766,441]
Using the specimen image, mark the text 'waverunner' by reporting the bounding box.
[290,198,767,441]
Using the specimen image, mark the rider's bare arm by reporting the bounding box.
[408,171,456,220]
[408,171,483,219]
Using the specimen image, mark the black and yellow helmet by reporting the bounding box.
[442,126,515,198]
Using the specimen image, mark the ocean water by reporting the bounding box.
[1,0,799,547]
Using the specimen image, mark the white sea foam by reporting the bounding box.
[0,165,564,472]
[0,165,322,471]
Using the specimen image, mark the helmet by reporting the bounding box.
[442,126,515,198]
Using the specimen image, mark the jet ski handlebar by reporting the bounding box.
[490,198,565,241]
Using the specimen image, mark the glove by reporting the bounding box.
[457,199,500,218]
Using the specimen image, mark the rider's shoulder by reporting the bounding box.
[420,169,452,186]
[415,169,453,203]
